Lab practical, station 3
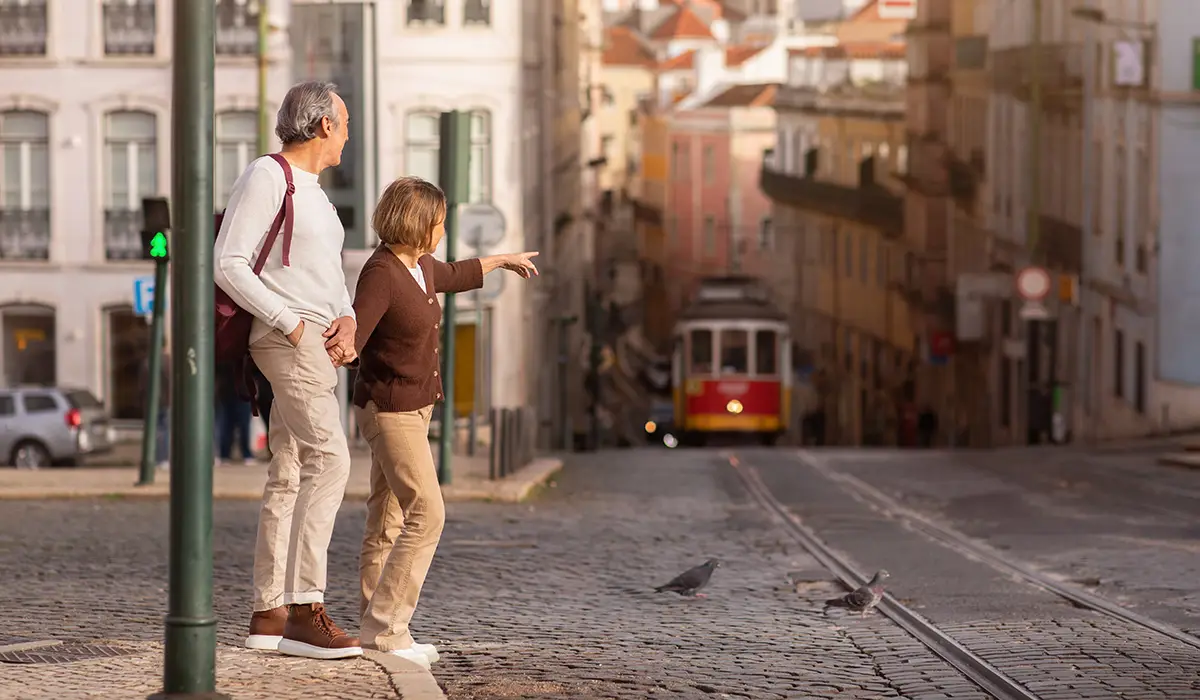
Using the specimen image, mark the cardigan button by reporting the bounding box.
[433,370,439,377]
[427,297,434,304]
[434,322,439,329]
[436,393,442,399]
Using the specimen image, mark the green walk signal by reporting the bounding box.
[149,231,168,259]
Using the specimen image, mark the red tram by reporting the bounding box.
[671,276,791,446]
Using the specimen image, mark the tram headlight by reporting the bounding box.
[645,420,657,433]
[726,399,744,414]
[662,433,679,448]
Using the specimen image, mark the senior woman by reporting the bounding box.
[351,176,538,668]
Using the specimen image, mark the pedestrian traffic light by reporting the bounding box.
[141,197,171,262]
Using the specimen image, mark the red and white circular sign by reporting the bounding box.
[1015,267,1051,301]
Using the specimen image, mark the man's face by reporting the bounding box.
[322,94,350,167]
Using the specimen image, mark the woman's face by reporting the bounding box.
[427,215,446,254]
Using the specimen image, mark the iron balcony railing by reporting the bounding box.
[0,0,48,56]
[759,161,903,236]
[103,0,157,56]
[0,208,50,260]
[216,0,258,56]
[105,209,144,260]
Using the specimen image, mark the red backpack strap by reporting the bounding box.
[251,153,296,274]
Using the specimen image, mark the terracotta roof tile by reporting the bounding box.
[702,82,780,108]
[657,49,697,71]
[603,26,657,67]
[725,43,768,67]
[650,4,715,40]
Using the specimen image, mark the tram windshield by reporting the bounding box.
[756,329,778,376]
[689,329,713,374]
[719,329,749,375]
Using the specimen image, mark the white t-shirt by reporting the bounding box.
[214,156,355,343]
[407,261,427,293]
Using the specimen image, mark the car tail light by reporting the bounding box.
[65,408,82,428]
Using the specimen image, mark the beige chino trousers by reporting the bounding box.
[248,320,353,610]
[356,401,445,652]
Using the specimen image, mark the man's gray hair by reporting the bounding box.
[275,81,340,145]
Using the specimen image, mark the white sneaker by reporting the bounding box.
[385,646,431,669]
[412,641,440,663]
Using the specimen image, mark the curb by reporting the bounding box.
[0,458,563,502]
[365,650,447,700]
[1156,453,1200,470]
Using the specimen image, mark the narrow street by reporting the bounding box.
[2,447,1198,698]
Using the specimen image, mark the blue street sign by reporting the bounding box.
[134,275,156,316]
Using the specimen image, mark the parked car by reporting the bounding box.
[0,387,116,468]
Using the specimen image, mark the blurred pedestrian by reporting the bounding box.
[352,176,539,668]
[216,360,255,465]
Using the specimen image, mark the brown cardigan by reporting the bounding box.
[352,245,484,412]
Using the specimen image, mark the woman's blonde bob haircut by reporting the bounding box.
[372,176,446,252]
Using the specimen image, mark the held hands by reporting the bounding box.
[501,251,540,279]
[323,316,358,368]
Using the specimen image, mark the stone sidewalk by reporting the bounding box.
[0,441,561,502]
[0,640,444,700]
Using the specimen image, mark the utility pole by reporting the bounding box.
[153,1,223,697]
[1023,0,1047,445]
[436,110,470,485]
[257,0,270,154]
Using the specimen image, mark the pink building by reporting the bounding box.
[665,82,779,313]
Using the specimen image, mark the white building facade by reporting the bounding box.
[0,0,292,423]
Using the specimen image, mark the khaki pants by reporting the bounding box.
[356,401,445,651]
[249,320,352,610]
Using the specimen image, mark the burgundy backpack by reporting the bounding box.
[214,153,295,412]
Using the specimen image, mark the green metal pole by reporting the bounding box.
[257,0,270,154]
[437,111,470,484]
[156,1,224,697]
[136,258,169,486]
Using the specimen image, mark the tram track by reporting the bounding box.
[729,448,1200,700]
[726,451,1039,700]
[794,450,1200,653]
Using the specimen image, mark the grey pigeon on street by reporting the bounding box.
[824,569,889,617]
[654,558,721,597]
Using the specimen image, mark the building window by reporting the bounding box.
[463,0,490,26]
[876,241,886,286]
[859,234,869,283]
[103,0,157,56]
[0,0,48,55]
[702,216,716,255]
[897,144,908,174]
[0,110,51,261]
[1115,145,1126,265]
[1113,329,1124,398]
[702,144,714,183]
[844,230,853,277]
[215,111,257,210]
[104,110,158,261]
[404,111,441,183]
[403,110,492,203]
[468,109,492,203]
[1,303,56,387]
[407,0,445,26]
[215,0,259,55]
[1134,340,1145,414]
[758,216,773,251]
[671,142,682,180]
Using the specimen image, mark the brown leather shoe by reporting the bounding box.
[245,606,287,650]
[277,603,363,660]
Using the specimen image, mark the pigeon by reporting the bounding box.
[824,569,889,617]
[654,559,721,597]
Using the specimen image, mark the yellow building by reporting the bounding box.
[597,26,656,195]
[763,40,914,445]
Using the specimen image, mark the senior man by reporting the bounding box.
[214,80,361,660]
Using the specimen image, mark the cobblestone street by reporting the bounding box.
[3,446,1200,698]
